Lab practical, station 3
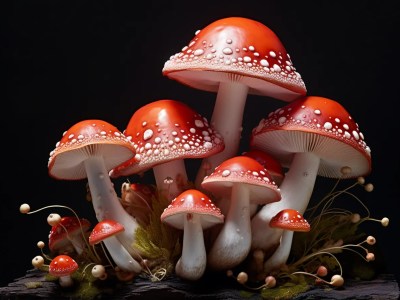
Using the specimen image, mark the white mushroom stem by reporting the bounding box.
[84,156,140,258]
[195,81,249,188]
[102,236,142,273]
[58,275,74,288]
[251,152,319,254]
[175,213,207,281]
[153,160,188,200]
[207,183,252,271]
[263,230,294,273]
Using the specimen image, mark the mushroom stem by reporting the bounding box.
[263,230,294,273]
[207,183,252,270]
[195,81,249,188]
[153,159,188,200]
[58,275,74,288]
[175,213,207,281]
[251,152,319,252]
[84,156,140,257]
[102,236,142,273]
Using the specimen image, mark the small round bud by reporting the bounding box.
[357,176,365,185]
[264,275,276,288]
[381,217,389,227]
[37,241,45,249]
[237,272,248,284]
[366,252,375,261]
[366,236,376,245]
[47,213,61,226]
[317,265,328,277]
[92,264,106,278]
[351,213,361,223]
[226,270,234,277]
[330,274,344,287]
[32,256,44,268]
[364,183,374,192]
[340,166,352,175]
[19,203,30,214]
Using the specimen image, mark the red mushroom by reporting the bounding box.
[110,99,224,199]
[89,219,142,273]
[48,216,91,255]
[201,156,281,271]
[264,209,310,272]
[160,189,224,280]
[48,119,140,258]
[249,96,371,265]
[48,254,78,287]
[162,17,306,187]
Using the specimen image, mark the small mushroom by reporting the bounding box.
[160,189,224,280]
[48,254,78,287]
[88,219,142,273]
[48,216,91,255]
[201,156,281,271]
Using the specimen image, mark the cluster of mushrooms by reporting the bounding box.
[20,17,389,296]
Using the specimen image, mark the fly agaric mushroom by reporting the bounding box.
[160,189,224,281]
[110,99,224,200]
[162,17,306,188]
[201,156,281,271]
[264,208,310,273]
[48,119,141,259]
[48,216,91,255]
[48,254,79,287]
[89,219,142,273]
[250,96,372,260]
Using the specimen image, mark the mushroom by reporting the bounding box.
[48,216,91,255]
[264,208,310,273]
[160,189,224,280]
[162,17,306,187]
[88,219,142,273]
[249,96,372,261]
[48,254,79,287]
[48,119,140,258]
[201,156,281,271]
[110,99,224,199]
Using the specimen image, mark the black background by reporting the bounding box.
[1,0,399,289]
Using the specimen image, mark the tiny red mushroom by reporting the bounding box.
[48,216,91,255]
[110,99,224,199]
[160,189,224,281]
[89,219,142,273]
[201,156,281,271]
[162,17,306,187]
[48,119,140,258]
[250,96,371,261]
[265,209,310,273]
[48,254,78,287]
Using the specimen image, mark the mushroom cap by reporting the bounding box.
[111,99,224,177]
[269,208,310,232]
[88,219,125,245]
[250,96,372,179]
[201,156,281,205]
[48,216,91,252]
[49,254,79,277]
[48,119,135,180]
[160,189,224,230]
[242,149,284,185]
[162,17,306,101]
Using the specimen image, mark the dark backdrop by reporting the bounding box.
[1,0,399,288]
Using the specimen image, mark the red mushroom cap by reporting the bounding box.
[111,99,224,177]
[251,96,372,178]
[160,189,224,230]
[49,254,79,277]
[163,17,306,101]
[48,216,91,252]
[242,149,284,185]
[269,208,310,232]
[201,156,281,205]
[48,119,135,180]
[88,219,125,245]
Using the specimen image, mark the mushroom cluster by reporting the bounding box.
[17,15,389,299]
